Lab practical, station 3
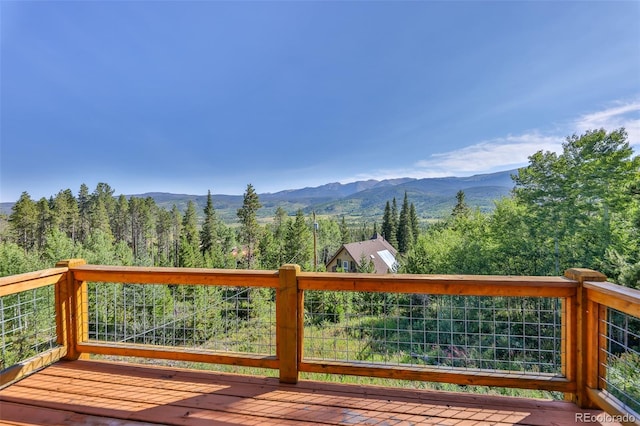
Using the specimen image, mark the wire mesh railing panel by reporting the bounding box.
[86,283,276,356]
[601,308,640,415]
[0,285,58,370]
[303,291,564,375]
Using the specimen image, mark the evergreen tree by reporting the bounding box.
[93,182,116,217]
[170,205,182,267]
[155,207,173,266]
[35,197,52,250]
[200,190,225,267]
[9,192,37,252]
[200,190,217,256]
[43,228,76,264]
[391,198,399,246]
[129,196,156,264]
[77,183,91,242]
[409,203,419,244]
[112,195,130,244]
[339,216,350,244]
[237,184,262,269]
[452,190,470,219]
[179,200,201,267]
[317,217,342,266]
[283,210,313,269]
[88,193,112,238]
[382,201,392,237]
[357,252,375,273]
[397,192,412,253]
[273,207,288,240]
[258,207,287,269]
[51,189,79,242]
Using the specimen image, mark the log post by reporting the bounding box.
[277,264,300,384]
[564,268,607,408]
[56,259,88,360]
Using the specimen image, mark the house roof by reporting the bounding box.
[328,234,398,274]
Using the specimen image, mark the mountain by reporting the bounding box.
[0,170,517,224]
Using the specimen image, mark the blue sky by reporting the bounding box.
[1,1,639,203]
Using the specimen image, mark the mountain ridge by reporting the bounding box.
[0,169,517,223]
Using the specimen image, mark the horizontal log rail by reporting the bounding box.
[1,260,638,424]
[298,271,577,296]
[0,267,67,298]
[71,264,279,288]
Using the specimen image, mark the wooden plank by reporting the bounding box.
[597,303,608,391]
[5,371,435,425]
[0,267,67,287]
[298,273,577,297]
[586,388,640,426]
[70,264,279,288]
[0,360,606,426]
[55,259,87,361]
[277,264,300,384]
[0,401,159,426]
[0,272,65,297]
[585,299,600,390]
[562,296,577,402]
[0,346,66,388]
[300,360,574,392]
[565,268,606,409]
[297,286,305,368]
[76,342,279,369]
[587,286,640,319]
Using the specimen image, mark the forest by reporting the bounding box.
[1,128,639,409]
[1,128,638,287]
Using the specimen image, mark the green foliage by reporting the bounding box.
[0,241,44,276]
[513,128,639,280]
[237,184,262,269]
[9,192,38,251]
[283,210,314,269]
[607,351,640,414]
[42,228,76,264]
[179,201,202,267]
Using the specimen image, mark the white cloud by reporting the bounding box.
[573,101,640,147]
[412,133,563,177]
[341,99,640,184]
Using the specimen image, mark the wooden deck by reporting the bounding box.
[0,360,617,426]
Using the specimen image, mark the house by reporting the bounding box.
[326,233,398,274]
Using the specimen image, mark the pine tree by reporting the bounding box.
[258,207,287,269]
[382,201,398,247]
[237,184,262,269]
[9,192,37,252]
[339,216,350,244]
[170,205,182,266]
[452,190,470,219]
[200,190,217,256]
[409,202,419,244]
[155,207,173,266]
[391,198,399,246]
[35,198,52,250]
[397,192,412,253]
[52,189,79,242]
[112,195,129,243]
[200,190,225,267]
[283,210,313,269]
[179,200,201,267]
[77,184,91,242]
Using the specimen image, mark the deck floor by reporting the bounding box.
[0,360,615,426]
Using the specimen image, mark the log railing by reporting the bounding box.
[0,260,638,424]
